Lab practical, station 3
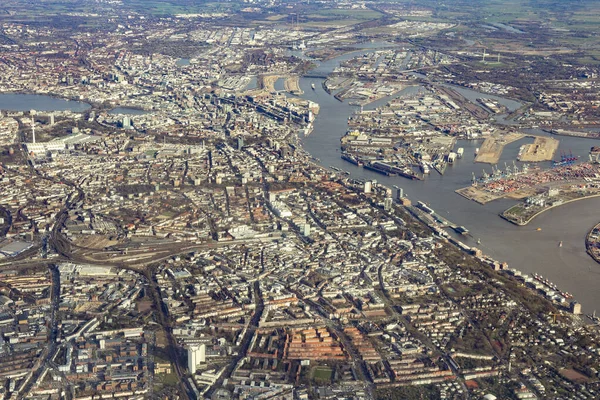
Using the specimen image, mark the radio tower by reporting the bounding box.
[31,116,36,143]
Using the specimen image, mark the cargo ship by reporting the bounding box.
[364,162,395,176]
[341,153,364,167]
[365,161,422,180]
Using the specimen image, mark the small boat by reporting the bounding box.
[536,228,542,231]
[477,238,481,245]
[311,83,316,90]
[559,241,563,247]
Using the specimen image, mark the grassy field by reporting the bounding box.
[312,366,333,382]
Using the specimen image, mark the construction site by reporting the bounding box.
[255,74,303,95]
[283,76,303,95]
[474,132,524,164]
[259,75,281,94]
[517,136,559,162]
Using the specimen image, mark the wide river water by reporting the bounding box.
[0,51,598,314]
[295,46,600,315]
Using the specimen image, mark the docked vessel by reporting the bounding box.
[416,201,435,215]
[432,160,447,175]
[341,153,363,167]
[453,226,469,236]
[365,161,422,180]
[532,273,573,299]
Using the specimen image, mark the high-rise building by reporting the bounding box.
[384,197,393,212]
[303,223,311,237]
[187,344,206,374]
[364,181,372,194]
[237,136,244,150]
[396,188,404,199]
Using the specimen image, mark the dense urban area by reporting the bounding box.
[1,0,600,399]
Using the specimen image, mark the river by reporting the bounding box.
[296,45,600,315]
[0,93,91,112]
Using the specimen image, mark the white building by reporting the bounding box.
[187,344,206,374]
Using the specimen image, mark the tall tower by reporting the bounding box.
[31,116,36,144]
